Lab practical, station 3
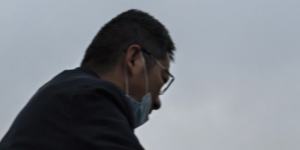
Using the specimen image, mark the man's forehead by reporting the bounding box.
[159,54,170,69]
[165,53,171,67]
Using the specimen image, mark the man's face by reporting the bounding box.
[124,45,172,112]
[147,56,171,111]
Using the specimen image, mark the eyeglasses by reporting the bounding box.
[141,48,175,95]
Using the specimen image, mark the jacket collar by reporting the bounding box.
[75,66,136,129]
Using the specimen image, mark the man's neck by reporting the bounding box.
[98,70,125,92]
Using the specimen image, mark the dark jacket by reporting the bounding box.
[0,67,144,150]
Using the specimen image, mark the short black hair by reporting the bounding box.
[80,9,175,73]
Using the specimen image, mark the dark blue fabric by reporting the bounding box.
[0,67,144,150]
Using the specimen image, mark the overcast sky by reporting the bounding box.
[1,0,300,150]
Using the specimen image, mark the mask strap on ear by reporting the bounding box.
[140,53,149,94]
[124,65,130,95]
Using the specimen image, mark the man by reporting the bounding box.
[0,9,175,150]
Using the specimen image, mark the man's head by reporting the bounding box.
[80,9,175,111]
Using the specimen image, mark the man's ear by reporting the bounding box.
[124,44,144,76]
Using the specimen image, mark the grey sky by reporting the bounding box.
[1,0,299,149]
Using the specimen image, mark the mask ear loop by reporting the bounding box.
[124,64,130,95]
[140,53,149,94]
[124,51,149,96]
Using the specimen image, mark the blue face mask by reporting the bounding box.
[126,93,152,128]
[124,52,152,128]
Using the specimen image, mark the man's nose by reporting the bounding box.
[152,97,161,110]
